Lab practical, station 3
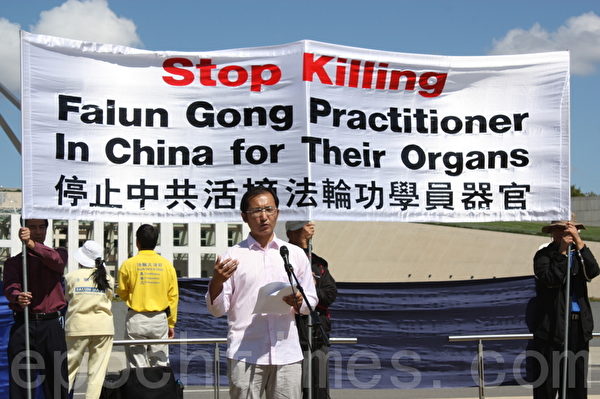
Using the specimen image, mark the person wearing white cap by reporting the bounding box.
[64,240,114,399]
[531,220,599,399]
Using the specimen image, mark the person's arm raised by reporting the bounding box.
[208,256,238,303]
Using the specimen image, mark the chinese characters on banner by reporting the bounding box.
[21,32,570,223]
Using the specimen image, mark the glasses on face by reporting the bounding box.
[245,206,278,216]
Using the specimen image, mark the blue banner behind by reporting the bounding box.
[0,288,12,398]
[170,276,536,389]
[0,277,535,391]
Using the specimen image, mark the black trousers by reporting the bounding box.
[301,344,330,399]
[530,316,588,399]
[7,316,69,399]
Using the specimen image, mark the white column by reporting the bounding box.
[159,222,174,261]
[9,214,21,256]
[188,222,201,277]
[117,222,129,275]
[93,221,104,247]
[242,223,250,238]
[214,223,228,261]
[67,219,79,273]
[44,218,54,248]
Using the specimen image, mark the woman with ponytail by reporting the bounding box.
[64,240,114,399]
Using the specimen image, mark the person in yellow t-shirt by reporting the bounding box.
[65,240,114,399]
[117,224,179,368]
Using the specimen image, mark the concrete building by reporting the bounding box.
[2,189,600,294]
[0,189,250,278]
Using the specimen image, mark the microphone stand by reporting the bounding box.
[283,248,328,399]
[306,240,313,399]
[284,257,328,346]
[306,239,329,348]
[561,243,573,399]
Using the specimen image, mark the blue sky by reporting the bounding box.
[1,0,600,193]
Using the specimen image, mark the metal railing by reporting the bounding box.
[113,337,358,399]
[448,332,600,399]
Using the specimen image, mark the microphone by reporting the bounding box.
[280,246,293,275]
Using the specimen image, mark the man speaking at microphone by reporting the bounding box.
[206,186,317,399]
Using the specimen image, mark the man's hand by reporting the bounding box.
[302,223,315,241]
[560,222,585,253]
[16,291,32,308]
[208,256,239,302]
[18,228,35,250]
[566,222,585,250]
[168,327,175,339]
[212,256,239,284]
[283,291,303,313]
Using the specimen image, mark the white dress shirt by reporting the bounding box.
[206,234,317,365]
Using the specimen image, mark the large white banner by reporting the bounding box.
[21,32,570,223]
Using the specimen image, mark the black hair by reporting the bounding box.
[240,186,279,213]
[136,224,158,250]
[21,218,49,228]
[91,257,110,292]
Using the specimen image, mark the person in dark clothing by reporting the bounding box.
[3,218,69,399]
[531,220,599,399]
[286,220,337,399]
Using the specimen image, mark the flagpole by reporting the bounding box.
[15,32,31,395]
[21,221,32,399]
[561,243,573,399]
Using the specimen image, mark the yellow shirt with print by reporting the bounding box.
[117,250,178,328]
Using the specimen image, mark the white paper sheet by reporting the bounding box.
[253,281,296,315]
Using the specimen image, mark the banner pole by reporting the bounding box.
[18,30,33,399]
[561,243,573,398]
[307,239,313,399]
[21,223,32,399]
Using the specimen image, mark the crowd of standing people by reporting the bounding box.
[4,188,597,399]
[3,220,180,399]
[2,188,338,399]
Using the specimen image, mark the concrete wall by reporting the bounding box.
[573,196,600,227]
[311,221,600,298]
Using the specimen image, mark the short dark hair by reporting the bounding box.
[22,218,49,228]
[240,186,279,213]
[136,224,158,250]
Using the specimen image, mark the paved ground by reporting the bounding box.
[73,349,600,398]
[71,301,600,398]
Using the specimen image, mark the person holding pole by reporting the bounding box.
[206,186,317,399]
[3,218,69,399]
[531,220,599,398]
[286,221,337,399]
[64,240,114,399]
